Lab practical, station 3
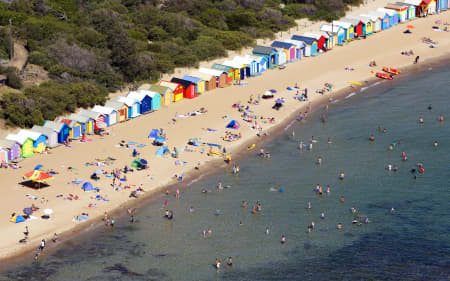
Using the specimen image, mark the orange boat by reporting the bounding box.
[382,67,401,75]
[376,72,393,80]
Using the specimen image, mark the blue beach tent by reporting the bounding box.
[226,120,240,129]
[155,146,170,156]
[148,129,158,139]
[82,182,94,191]
[10,215,25,223]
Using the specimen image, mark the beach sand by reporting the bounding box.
[1,8,450,262]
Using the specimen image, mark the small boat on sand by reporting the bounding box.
[382,67,401,75]
[376,72,393,80]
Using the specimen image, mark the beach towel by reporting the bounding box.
[137,144,145,147]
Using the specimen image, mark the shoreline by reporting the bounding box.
[1,51,450,270]
[1,10,450,268]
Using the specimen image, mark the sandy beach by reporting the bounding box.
[1,6,449,262]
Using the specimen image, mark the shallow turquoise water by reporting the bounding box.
[1,65,449,281]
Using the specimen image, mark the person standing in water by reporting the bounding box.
[281,235,286,244]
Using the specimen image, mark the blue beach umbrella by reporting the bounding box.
[269,89,277,93]
[139,159,148,165]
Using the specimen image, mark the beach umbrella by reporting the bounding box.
[34,164,43,170]
[407,25,415,29]
[23,207,33,215]
[139,159,148,165]
[44,209,53,215]
[94,169,103,175]
[275,98,285,104]
[269,89,277,93]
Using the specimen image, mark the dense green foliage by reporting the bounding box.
[0,66,22,89]
[0,0,362,127]
[0,28,10,61]
[0,81,108,127]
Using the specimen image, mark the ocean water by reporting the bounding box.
[1,65,449,281]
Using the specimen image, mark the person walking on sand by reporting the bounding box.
[176,188,180,199]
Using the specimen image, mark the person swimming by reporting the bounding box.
[433,141,439,147]
[337,223,343,230]
[419,116,424,124]
[317,157,322,165]
[280,235,286,244]
[328,137,332,144]
[369,134,375,141]
[428,104,432,111]
[339,172,345,180]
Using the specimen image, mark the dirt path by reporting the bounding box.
[8,41,28,71]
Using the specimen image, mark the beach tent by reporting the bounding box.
[170,77,196,99]
[6,134,34,158]
[131,158,145,168]
[91,105,117,126]
[211,64,236,83]
[377,8,399,25]
[31,125,58,148]
[18,130,47,153]
[199,67,229,88]
[68,114,95,135]
[116,96,141,118]
[385,3,408,21]
[252,45,279,69]
[82,181,94,191]
[149,85,173,106]
[271,41,297,62]
[182,75,205,94]
[43,121,70,143]
[226,120,240,129]
[10,215,25,223]
[147,90,161,110]
[54,117,82,139]
[127,90,152,113]
[155,146,170,156]
[154,136,166,146]
[0,139,20,162]
[148,129,158,139]
[396,2,418,19]
[79,110,107,131]
[105,100,128,122]
[291,35,318,56]
[188,71,217,91]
